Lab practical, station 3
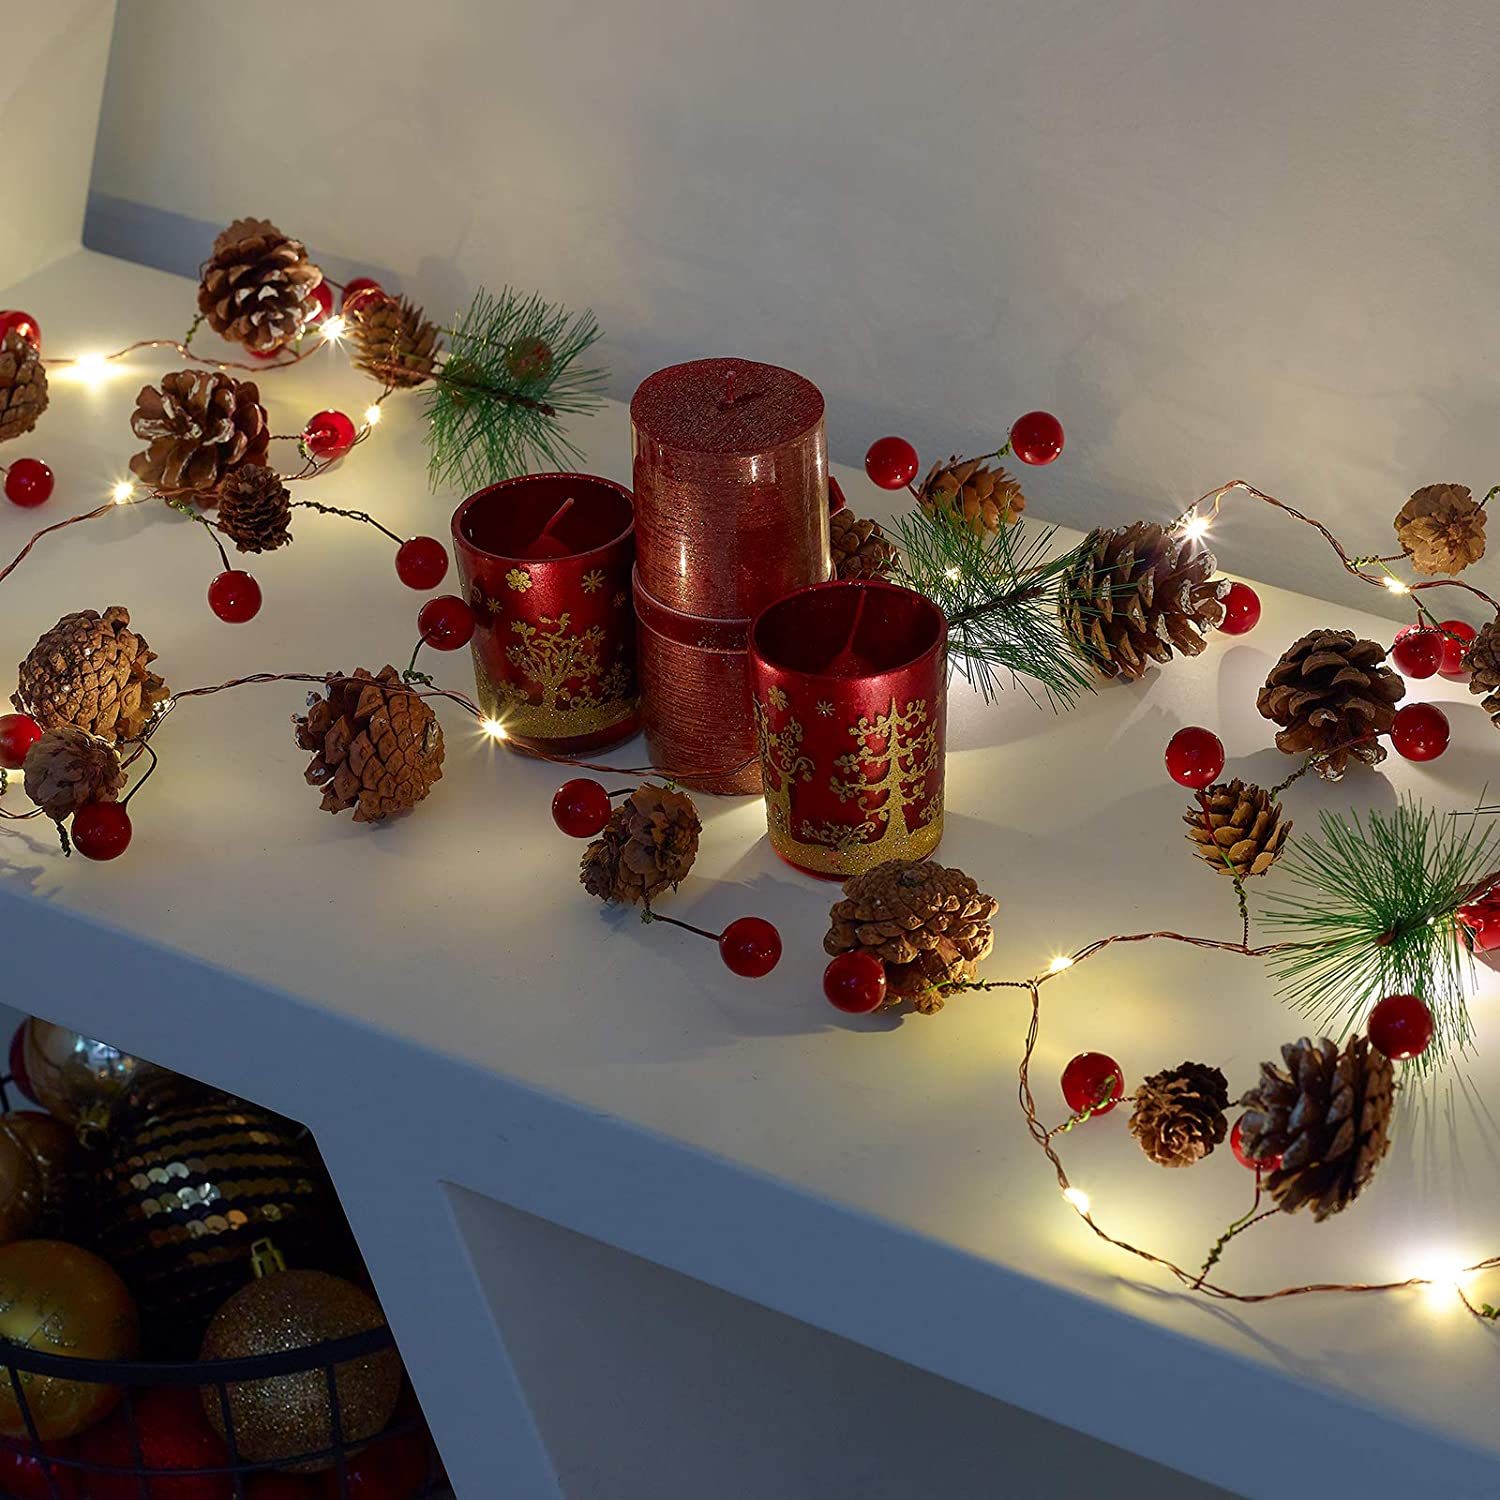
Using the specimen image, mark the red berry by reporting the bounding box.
[395,535,450,590]
[1460,882,1500,951]
[864,436,920,490]
[1060,1052,1124,1116]
[1009,410,1064,466]
[1391,625,1443,679]
[1367,992,1435,1061]
[1217,581,1261,635]
[505,336,554,381]
[1437,619,1477,678]
[341,276,385,311]
[1391,701,1449,761]
[304,409,358,460]
[0,712,42,770]
[552,778,611,838]
[208,569,262,623]
[418,594,476,650]
[248,343,285,360]
[71,801,132,861]
[719,916,782,978]
[4,457,53,507]
[1230,1114,1281,1173]
[307,281,335,324]
[823,951,887,1013]
[1165,726,1224,788]
[0,310,40,351]
[0,1437,81,1500]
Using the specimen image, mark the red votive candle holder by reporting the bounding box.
[748,579,946,878]
[452,473,638,753]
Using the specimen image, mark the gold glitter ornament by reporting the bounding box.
[0,1126,41,1243]
[20,1019,182,1143]
[0,1111,80,1238]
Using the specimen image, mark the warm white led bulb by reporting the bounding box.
[1384,577,1411,595]
[111,480,135,505]
[363,404,383,426]
[321,315,347,341]
[1062,1187,1091,1215]
[72,353,110,387]
[479,718,508,742]
[1181,514,1211,540]
[1047,955,1075,974]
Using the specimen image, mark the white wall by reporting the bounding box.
[86,0,1500,620]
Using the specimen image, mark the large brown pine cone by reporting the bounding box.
[0,329,48,442]
[1183,780,1291,880]
[294,666,445,822]
[1059,522,1228,682]
[128,370,269,499]
[21,727,124,820]
[1129,1061,1230,1167]
[1462,619,1500,727]
[348,294,442,389]
[1237,1035,1394,1220]
[1394,483,1485,575]
[12,607,169,743]
[197,218,324,353]
[581,784,701,904]
[830,509,898,580]
[918,456,1025,536]
[824,858,997,1012]
[1256,629,1404,779]
[218,465,292,553]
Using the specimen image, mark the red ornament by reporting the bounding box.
[504,337,554,382]
[1216,581,1261,635]
[1437,619,1477,679]
[208,570,262,624]
[1009,410,1064,466]
[1367,993,1435,1061]
[7,1022,35,1103]
[395,536,449,591]
[823,951,887,1014]
[307,282,335,325]
[341,277,385,312]
[0,1438,80,1500]
[247,1476,321,1500]
[0,712,42,770]
[71,801,132,861]
[1060,1052,1124,1116]
[719,917,782,978]
[551,779,611,838]
[1164,726,1225,788]
[1391,626,1443,680]
[1390,701,1449,761]
[417,595,476,650]
[317,1429,429,1500]
[1230,1114,1281,1173]
[0,310,40,351]
[303,409,358,461]
[80,1386,230,1500]
[863,436,919,490]
[4,458,53,508]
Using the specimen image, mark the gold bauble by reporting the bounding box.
[0,1111,80,1236]
[0,1240,140,1440]
[20,1019,177,1140]
[0,1128,41,1244]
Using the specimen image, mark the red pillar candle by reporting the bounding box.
[451,473,638,753]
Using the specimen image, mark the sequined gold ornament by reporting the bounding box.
[20,1019,180,1142]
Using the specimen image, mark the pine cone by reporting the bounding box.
[21,727,124,820]
[918,456,1025,536]
[348,294,442,389]
[1464,619,1500,727]
[823,858,998,1012]
[1237,1035,1394,1220]
[128,370,269,500]
[1394,483,1485,575]
[293,666,445,822]
[218,465,292,553]
[1256,629,1404,779]
[0,330,47,443]
[580,784,701,904]
[1059,522,1228,682]
[12,607,169,743]
[197,218,324,353]
[830,509,898,580]
[1184,780,1291,880]
[1129,1061,1230,1168]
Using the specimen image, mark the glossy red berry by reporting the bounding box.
[4,458,53,507]
[307,281,335,324]
[505,337,554,381]
[71,801,132,861]
[303,409,358,461]
[208,569,262,623]
[1060,1052,1124,1116]
[1230,1114,1281,1173]
[1459,884,1500,951]
[1165,726,1225,788]
[1217,581,1261,635]
[418,594,476,650]
[1390,701,1449,761]
[0,713,42,770]
[552,778,611,838]
[719,917,782,978]
[1009,410,1064,466]
[864,436,920,490]
[0,310,40,351]
[1367,992,1434,1061]
[1437,619,1477,679]
[341,277,385,312]
[823,951,887,1014]
[395,535,450,590]
[1391,625,1443,679]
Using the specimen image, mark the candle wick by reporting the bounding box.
[532,496,576,545]
[821,590,870,674]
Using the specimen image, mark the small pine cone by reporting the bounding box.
[830,509,898,580]
[918,456,1025,536]
[823,858,998,1010]
[1394,483,1486,575]
[1129,1061,1230,1168]
[218,465,292,554]
[1462,619,1500,728]
[1256,629,1404,780]
[1237,1035,1394,1220]
[1184,780,1291,879]
[128,370,269,501]
[348,294,442,389]
[197,218,324,353]
[0,330,48,443]
[581,784,701,905]
[12,607,169,743]
[1059,522,1228,682]
[21,727,124,820]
